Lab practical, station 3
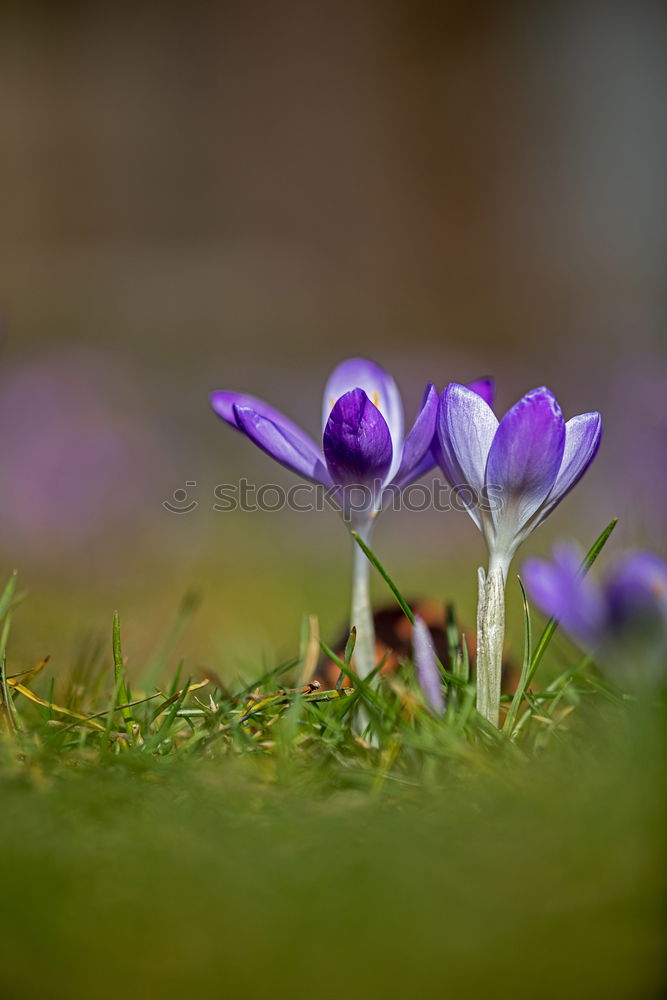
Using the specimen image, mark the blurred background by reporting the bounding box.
[1,0,665,681]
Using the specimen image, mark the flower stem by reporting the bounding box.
[476,564,506,727]
[350,520,376,682]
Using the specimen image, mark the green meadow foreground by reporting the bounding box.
[1,673,665,999]
[1,720,665,999]
[1,521,665,999]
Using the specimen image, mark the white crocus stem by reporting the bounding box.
[476,562,507,727]
[349,518,376,681]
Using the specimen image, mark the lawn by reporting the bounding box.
[1,709,664,1000]
[1,542,665,999]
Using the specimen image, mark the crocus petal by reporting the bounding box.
[522,545,607,647]
[233,405,331,485]
[392,452,435,495]
[437,383,499,527]
[536,412,603,524]
[322,358,404,479]
[323,389,393,491]
[211,391,318,453]
[431,378,495,474]
[412,615,445,714]
[393,384,438,488]
[486,388,565,543]
[466,377,495,409]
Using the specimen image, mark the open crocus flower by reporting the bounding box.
[437,384,603,581]
[436,384,602,726]
[212,358,438,686]
[211,359,491,688]
[524,545,667,685]
[212,358,439,524]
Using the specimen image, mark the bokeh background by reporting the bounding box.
[1,0,665,681]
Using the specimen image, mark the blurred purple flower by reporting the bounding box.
[436,384,602,581]
[523,545,667,660]
[412,615,445,714]
[0,352,160,558]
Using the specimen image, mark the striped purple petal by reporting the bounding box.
[535,412,603,526]
[233,405,331,485]
[437,383,499,527]
[393,383,438,488]
[323,388,393,490]
[322,358,404,479]
[211,390,318,453]
[432,378,496,473]
[486,387,565,539]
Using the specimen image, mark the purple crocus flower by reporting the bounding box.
[212,358,444,525]
[524,546,667,682]
[437,384,603,581]
[212,357,438,685]
[435,383,602,726]
[412,615,445,714]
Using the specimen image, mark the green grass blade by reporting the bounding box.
[140,588,202,689]
[445,603,459,674]
[0,573,18,622]
[143,678,192,752]
[319,638,386,717]
[297,613,319,686]
[447,604,470,684]
[0,616,19,733]
[336,627,357,690]
[580,518,619,571]
[112,611,134,728]
[502,576,532,735]
[351,531,414,624]
[511,655,593,739]
[234,658,298,701]
[459,634,470,685]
